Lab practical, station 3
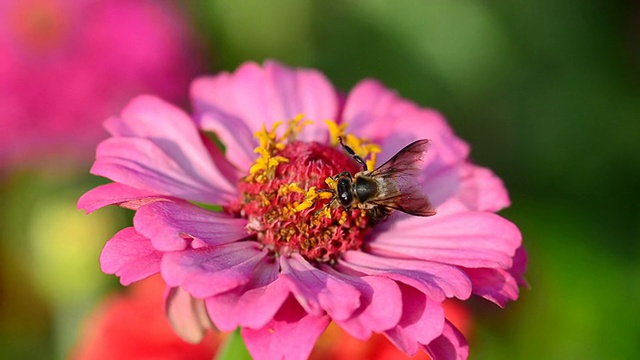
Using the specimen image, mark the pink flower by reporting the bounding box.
[0,0,205,166]
[79,61,526,360]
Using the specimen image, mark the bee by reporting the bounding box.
[320,137,436,219]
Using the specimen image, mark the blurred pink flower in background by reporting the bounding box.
[79,61,527,360]
[0,0,206,167]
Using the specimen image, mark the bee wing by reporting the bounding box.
[369,139,436,216]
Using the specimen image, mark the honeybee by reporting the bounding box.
[320,137,436,219]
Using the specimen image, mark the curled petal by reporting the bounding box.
[77,183,170,213]
[423,320,469,360]
[321,266,403,340]
[133,201,249,251]
[161,242,266,298]
[100,227,161,285]
[368,212,521,269]
[510,246,529,287]
[463,267,519,307]
[280,253,361,320]
[165,286,213,344]
[206,258,290,331]
[383,284,445,355]
[241,296,330,360]
[457,164,510,212]
[339,251,471,302]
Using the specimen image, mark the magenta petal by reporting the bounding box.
[341,79,418,142]
[161,241,266,298]
[192,61,338,143]
[103,95,238,194]
[383,284,445,355]
[463,267,519,307]
[280,254,361,320]
[133,201,248,251]
[165,286,213,344]
[100,227,161,285]
[339,251,471,302]
[343,80,468,167]
[206,257,289,331]
[241,296,330,360]
[77,183,170,213]
[198,112,257,170]
[457,164,510,212]
[510,246,529,287]
[91,137,236,205]
[424,320,470,360]
[321,266,402,340]
[369,212,521,269]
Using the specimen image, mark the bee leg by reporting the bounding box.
[338,136,368,172]
[332,171,352,180]
[314,190,337,216]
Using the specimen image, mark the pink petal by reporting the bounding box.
[368,212,521,269]
[342,79,468,167]
[91,136,236,204]
[383,284,445,355]
[198,112,257,170]
[105,95,237,191]
[339,251,471,302]
[100,227,161,286]
[341,79,418,141]
[241,296,330,360]
[165,286,213,344]
[456,164,510,212]
[206,257,290,331]
[161,241,266,298]
[77,183,171,213]
[321,266,403,340]
[279,254,361,320]
[191,61,339,143]
[423,320,469,360]
[509,246,529,288]
[133,201,249,251]
[463,267,519,307]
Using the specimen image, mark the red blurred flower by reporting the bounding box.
[71,275,221,360]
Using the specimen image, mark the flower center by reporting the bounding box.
[226,116,382,263]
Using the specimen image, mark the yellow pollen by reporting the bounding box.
[246,116,382,219]
[283,114,313,142]
[324,120,381,169]
[325,120,348,146]
[324,176,338,190]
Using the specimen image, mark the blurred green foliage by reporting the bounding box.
[1,0,638,359]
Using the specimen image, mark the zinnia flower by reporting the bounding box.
[79,61,526,360]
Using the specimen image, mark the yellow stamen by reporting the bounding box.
[324,120,348,146]
[283,114,313,142]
